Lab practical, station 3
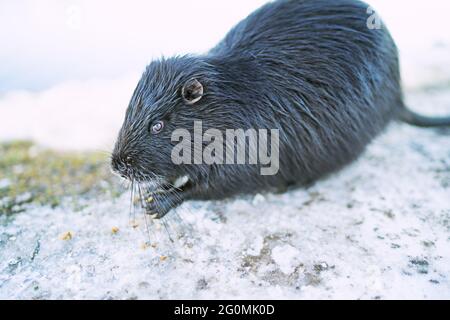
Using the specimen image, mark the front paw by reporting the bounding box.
[144,191,183,219]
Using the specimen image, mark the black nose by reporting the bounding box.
[111,153,134,178]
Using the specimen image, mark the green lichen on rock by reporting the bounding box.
[0,141,122,215]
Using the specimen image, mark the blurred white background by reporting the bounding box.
[1,0,450,150]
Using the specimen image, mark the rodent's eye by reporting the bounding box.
[150,121,164,135]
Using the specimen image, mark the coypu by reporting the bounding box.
[111,0,450,218]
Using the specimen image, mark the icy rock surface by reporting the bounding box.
[1,91,450,299]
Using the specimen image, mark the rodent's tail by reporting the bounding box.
[399,107,450,128]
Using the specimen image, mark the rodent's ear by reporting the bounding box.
[182,78,204,105]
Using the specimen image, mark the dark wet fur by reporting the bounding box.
[112,0,450,218]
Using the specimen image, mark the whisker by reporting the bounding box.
[129,180,135,223]
[161,218,175,244]
[122,170,197,248]
[137,183,154,244]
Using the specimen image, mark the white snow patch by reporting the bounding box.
[0,75,137,151]
[246,236,264,256]
[272,245,301,275]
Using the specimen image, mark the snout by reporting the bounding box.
[111,152,134,180]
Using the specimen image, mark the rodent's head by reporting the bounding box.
[111,56,216,187]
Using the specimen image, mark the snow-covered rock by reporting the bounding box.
[1,89,449,299]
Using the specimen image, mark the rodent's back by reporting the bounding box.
[212,0,391,58]
[207,0,403,184]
